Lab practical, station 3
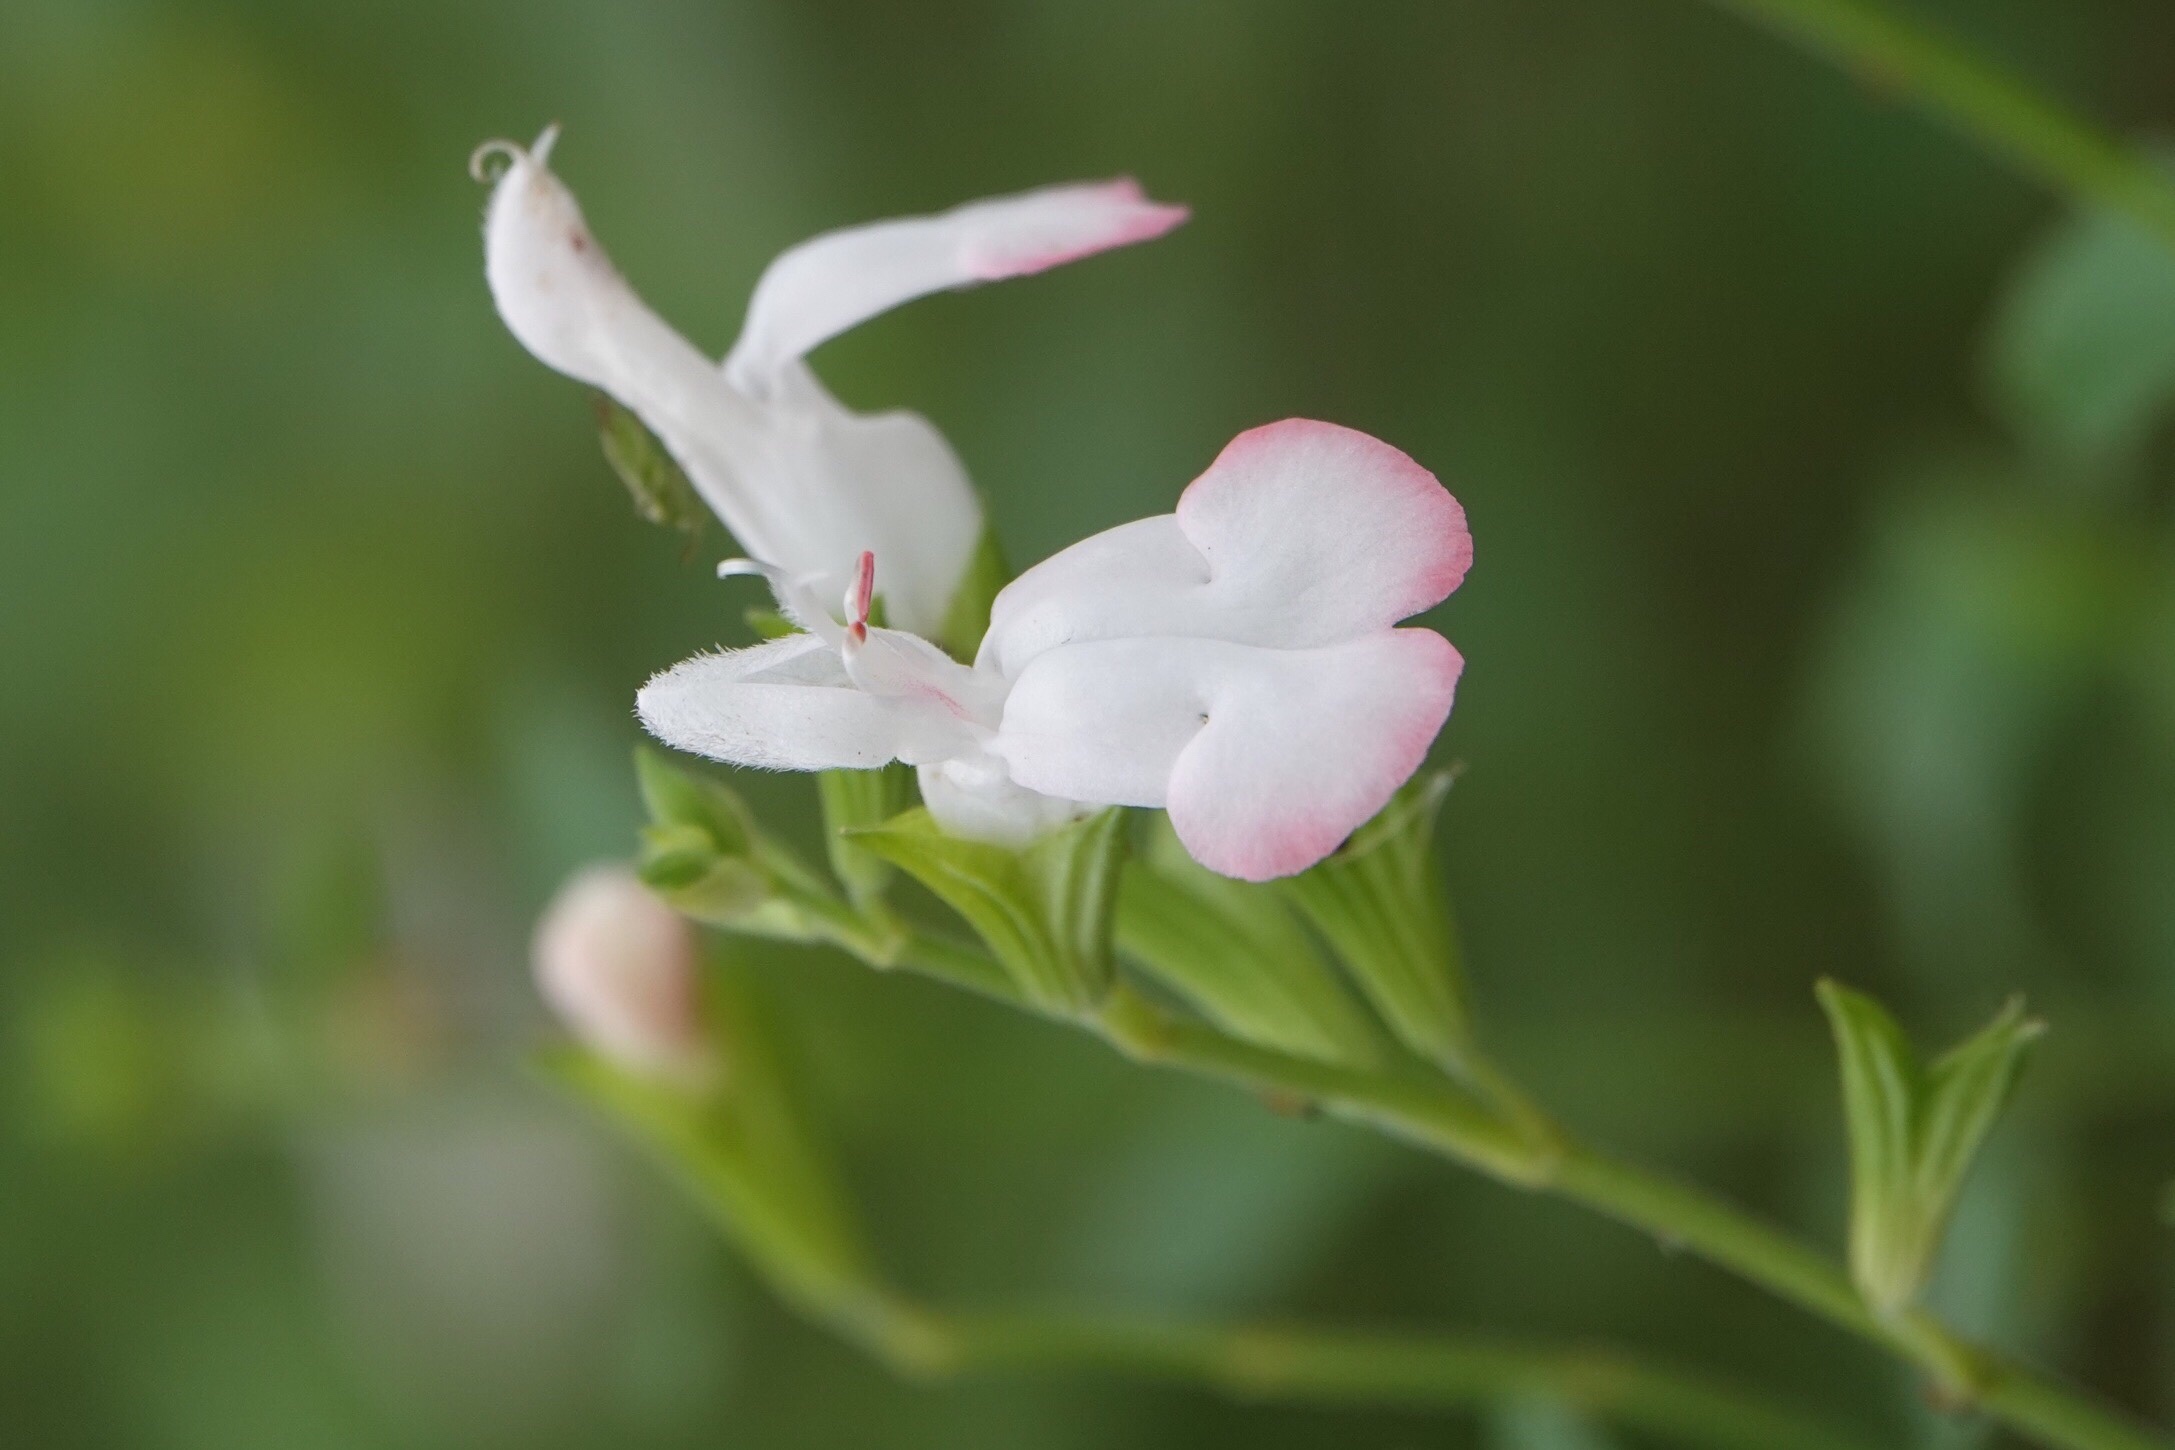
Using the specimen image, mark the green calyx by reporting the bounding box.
[1275,772,1471,1071]
[595,395,708,547]
[1116,814,1386,1068]
[634,748,901,963]
[850,807,1128,1016]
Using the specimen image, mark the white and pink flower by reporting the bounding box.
[637,420,1472,881]
[476,126,1187,635]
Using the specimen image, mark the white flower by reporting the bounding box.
[475,126,1187,636]
[532,866,714,1083]
[637,420,1472,881]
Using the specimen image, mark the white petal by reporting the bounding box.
[636,634,975,770]
[777,368,985,637]
[918,754,1087,846]
[995,630,1461,881]
[980,420,1472,677]
[479,132,983,635]
[479,131,799,552]
[722,179,1187,390]
[481,129,749,432]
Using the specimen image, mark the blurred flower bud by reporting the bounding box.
[533,867,714,1086]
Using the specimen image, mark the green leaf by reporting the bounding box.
[1275,772,1469,1069]
[636,745,755,856]
[632,749,899,959]
[1817,980,2044,1317]
[1815,981,1920,1314]
[1986,182,2175,481]
[851,807,1127,1014]
[536,957,874,1320]
[817,765,915,909]
[1915,996,2044,1222]
[595,394,710,541]
[937,526,1009,661]
[1117,815,1384,1067]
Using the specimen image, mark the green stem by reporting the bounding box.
[1080,980,2170,1450]
[908,1308,1875,1450]
[1696,0,2175,252]
[849,930,2164,1448]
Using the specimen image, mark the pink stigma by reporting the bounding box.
[846,550,875,645]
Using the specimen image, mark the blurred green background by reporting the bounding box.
[4,0,2172,1445]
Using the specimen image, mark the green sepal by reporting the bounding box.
[850,807,1126,1015]
[937,526,1009,661]
[744,607,798,641]
[1817,980,2045,1317]
[1276,772,1470,1070]
[632,748,901,962]
[533,957,875,1320]
[1116,815,1385,1068]
[818,765,916,910]
[595,395,709,544]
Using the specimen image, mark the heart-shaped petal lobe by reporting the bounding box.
[980,419,1471,677]
[995,628,1462,880]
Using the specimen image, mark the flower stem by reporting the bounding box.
[1694,0,2175,252]
[902,1307,1877,1450]
[1081,980,2170,1450]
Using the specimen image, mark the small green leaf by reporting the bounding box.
[596,395,710,541]
[636,746,755,856]
[937,526,1009,661]
[1915,996,2043,1214]
[852,807,1126,1014]
[817,766,915,909]
[1817,980,2044,1317]
[536,957,874,1319]
[1985,178,2175,481]
[632,749,899,960]
[1117,815,1384,1067]
[1276,772,1469,1069]
[1816,981,1921,1314]
[744,607,798,641]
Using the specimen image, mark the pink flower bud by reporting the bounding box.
[532,867,713,1084]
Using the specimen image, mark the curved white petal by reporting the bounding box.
[480,131,983,637]
[636,634,976,771]
[980,420,1472,677]
[479,131,806,556]
[723,179,1189,391]
[775,366,985,636]
[996,630,1461,881]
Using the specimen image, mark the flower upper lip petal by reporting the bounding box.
[479,128,1186,639]
[721,178,1190,393]
[978,418,1472,680]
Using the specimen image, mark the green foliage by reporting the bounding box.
[595,394,710,544]
[1986,185,2175,481]
[1116,815,1385,1067]
[852,808,1127,1015]
[817,766,916,910]
[634,748,900,961]
[1816,981,2045,1317]
[1276,773,1469,1070]
[538,957,876,1322]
